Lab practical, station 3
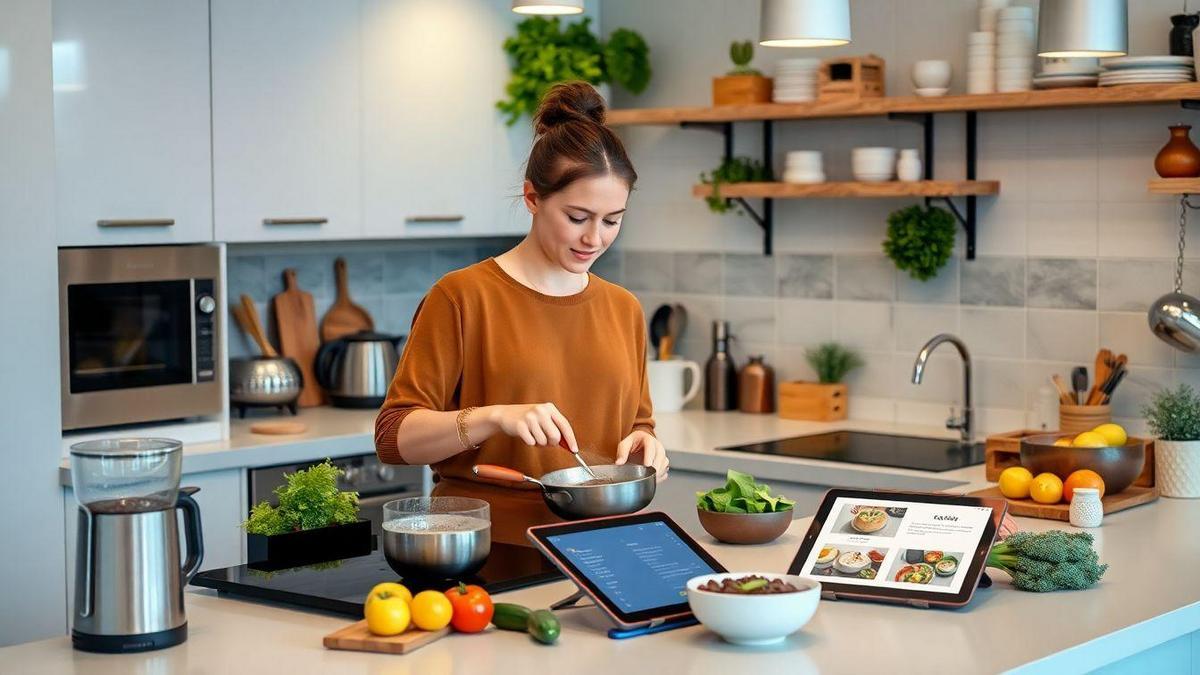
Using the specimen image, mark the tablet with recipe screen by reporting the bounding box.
[527,512,726,628]
[788,489,1006,607]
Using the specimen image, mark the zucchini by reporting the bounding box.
[492,603,533,631]
[526,609,561,645]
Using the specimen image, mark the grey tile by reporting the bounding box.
[894,353,959,403]
[960,307,1025,358]
[724,298,775,344]
[842,351,894,398]
[384,249,435,294]
[623,251,674,292]
[777,299,834,346]
[1099,312,1175,368]
[961,257,1025,307]
[1111,367,1172,418]
[723,253,775,297]
[1099,259,1173,311]
[342,251,384,298]
[475,238,518,261]
[589,249,623,284]
[264,253,332,299]
[976,359,1027,409]
[835,254,895,302]
[670,295,722,346]
[227,255,267,303]
[835,301,893,352]
[894,305,958,352]
[380,293,427,335]
[674,252,721,294]
[897,256,959,304]
[1027,309,1097,362]
[777,254,833,299]
[1027,258,1096,310]
[432,245,479,278]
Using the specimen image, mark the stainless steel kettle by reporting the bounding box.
[315,331,404,408]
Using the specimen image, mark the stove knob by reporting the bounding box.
[342,465,362,485]
[376,465,395,482]
[196,294,216,314]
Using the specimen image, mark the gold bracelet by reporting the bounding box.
[456,407,479,450]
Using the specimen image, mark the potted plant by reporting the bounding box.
[497,16,651,126]
[242,459,372,569]
[713,40,772,106]
[699,156,773,214]
[1143,384,1200,498]
[779,342,863,421]
[696,470,795,545]
[883,204,957,281]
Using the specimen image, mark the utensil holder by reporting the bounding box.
[1059,404,1111,434]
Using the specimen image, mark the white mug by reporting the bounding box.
[648,359,702,413]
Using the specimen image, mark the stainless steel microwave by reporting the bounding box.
[58,245,222,430]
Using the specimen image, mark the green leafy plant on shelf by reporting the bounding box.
[882,204,957,281]
[805,342,864,384]
[699,156,772,214]
[727,40,763,76]
[497,17,651,126]
[242,459,359,536]
[1143,384,1200,441]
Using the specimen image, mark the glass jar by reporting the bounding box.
[69,438,182,513]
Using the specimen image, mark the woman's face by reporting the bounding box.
[524,172,629,274]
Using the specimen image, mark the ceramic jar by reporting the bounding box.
[1069,488,1103,528]
[897,149,922,182]
[1154,125,1200,178]
[1171,13,1200,56]
[1156,439,1200,498]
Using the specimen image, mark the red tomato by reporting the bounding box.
[444,583,494,633]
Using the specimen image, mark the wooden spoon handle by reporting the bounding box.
[240,294,277,357]
[1051,374,1074,405]
[334,257,349,300]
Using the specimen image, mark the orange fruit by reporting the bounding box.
[1063,469,1106,502]
[1030,473,1064,504]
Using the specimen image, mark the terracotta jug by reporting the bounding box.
[1155,125,1200,178]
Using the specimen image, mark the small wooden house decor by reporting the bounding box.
[818,54,885,101]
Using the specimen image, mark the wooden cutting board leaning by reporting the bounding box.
[321,257,374,342]
[272,269,326,407]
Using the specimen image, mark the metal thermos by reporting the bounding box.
[738,355,775,413]
[704,321,738,411]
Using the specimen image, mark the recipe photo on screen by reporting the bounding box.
[798,497,994,594]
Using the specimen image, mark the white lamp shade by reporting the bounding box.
[511,0,583,15]
[760,0,851,48]
[1037,0,1128,57]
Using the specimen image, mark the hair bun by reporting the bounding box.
[533,81,606,135]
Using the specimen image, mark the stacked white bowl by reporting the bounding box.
[851,147,896,182]
[978,0,1009,32]
[783,151,824,184]
[967,31,996,93]
[995,5,1035,92]
[773,58,820,103]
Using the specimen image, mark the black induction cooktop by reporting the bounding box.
[192,543,562,618]
[718,431,986,472]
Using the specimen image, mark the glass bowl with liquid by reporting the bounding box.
[69,438,182,513]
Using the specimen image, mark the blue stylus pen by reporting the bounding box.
[607,617,699,640]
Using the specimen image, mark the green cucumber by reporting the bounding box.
[492,603,533,631]
[526,609,561,645]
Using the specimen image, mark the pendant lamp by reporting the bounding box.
[1037,0,1127,57]
[511,0,583,15]
[760,0,852,48]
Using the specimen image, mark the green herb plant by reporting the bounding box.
[727,40,762,76]
[699,156,772,213]
[805,342,864,384]
[882,204,957,281]
[986,530,1108,592]
[497,17,650,126]
[1142,383,1200,441]
[696,469,794,513]
[242,459,359,536]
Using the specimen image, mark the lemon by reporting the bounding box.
[1091,423,1127,447]
[1030,473,1064,504]
[1072,431,1108,448]
[1053,437,1073,447]
[998,466,1034,499]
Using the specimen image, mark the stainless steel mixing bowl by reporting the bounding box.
[473,464,657,520]
[381,497,491,578]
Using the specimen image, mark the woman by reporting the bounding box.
[374,81,668,545]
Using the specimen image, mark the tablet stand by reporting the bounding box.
[549,589,593,611]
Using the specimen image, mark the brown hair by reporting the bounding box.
[525,81,637,197]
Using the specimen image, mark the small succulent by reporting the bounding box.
[1143,384,1200,441]
[727,40,762,76]
[805,342,864,384]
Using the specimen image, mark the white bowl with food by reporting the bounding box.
[833,550,872,575]
[686,573,821,646]
[850,506,888,533]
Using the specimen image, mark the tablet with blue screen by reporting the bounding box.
[527,512,727,629]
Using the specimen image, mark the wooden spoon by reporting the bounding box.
[237,294,277,357]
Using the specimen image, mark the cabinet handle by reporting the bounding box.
[263,217,328,226]
[97,218,175,228]
[405,215,464,223]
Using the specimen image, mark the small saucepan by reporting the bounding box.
[472,463,656,520]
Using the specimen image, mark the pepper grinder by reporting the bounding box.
[738,355,775,413]
[704,320,738,411]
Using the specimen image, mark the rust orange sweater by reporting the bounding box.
[374,258,654,542]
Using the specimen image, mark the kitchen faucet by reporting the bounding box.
[911,333,973,444]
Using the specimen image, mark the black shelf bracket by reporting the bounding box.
[681,120,775,255]
[1182,99,1200,110]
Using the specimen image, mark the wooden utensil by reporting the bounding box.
[273,269,326,407]
[320,257,374,342]
[1086,348,1112,405]
[323,620,450,655]
[1050,374,1074,405]
[234,294,277,357]
[1071,366,1088,405]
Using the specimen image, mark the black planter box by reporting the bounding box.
[247,519,373,570]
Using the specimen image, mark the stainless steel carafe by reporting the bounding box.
[315,331,404,408]
[704,320,738,411]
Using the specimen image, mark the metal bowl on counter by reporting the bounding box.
[1019,433,1145,495]
[229,356,302,416]
[382,497,491,578]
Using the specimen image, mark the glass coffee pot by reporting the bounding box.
[70,438,182,513]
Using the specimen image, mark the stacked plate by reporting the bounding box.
[978,0,1009,32]
[967,31,996,93]
[1033,56,1100,89]
[774,58,820,103]
[1098,55,1195,87]
[851,147,896,182]
[995,5,1034,92]
[783,151,824,184]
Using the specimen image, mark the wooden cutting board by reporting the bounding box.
[273,269,326,407]
[968,485,1160,521]
[323,620,450,655]
[321,257,374,342]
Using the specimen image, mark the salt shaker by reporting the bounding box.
[1069,488,1103,528]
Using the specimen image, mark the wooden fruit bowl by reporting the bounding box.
[1019,433,1145,495]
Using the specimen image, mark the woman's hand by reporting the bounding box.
[488,403,578,452]
[615,429,669,482]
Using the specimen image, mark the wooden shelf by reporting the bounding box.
[608,83,1200,125]
[1149,178,1200,195]
[692,180,1000,199]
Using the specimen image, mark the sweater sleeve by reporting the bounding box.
[374,285,464,464]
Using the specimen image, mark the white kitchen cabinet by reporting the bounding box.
[361,0,531,239]
[52,0,213,246]
[63,468,247,623]
[211,0,362,242]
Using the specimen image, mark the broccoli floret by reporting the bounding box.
[986,530,1108,592]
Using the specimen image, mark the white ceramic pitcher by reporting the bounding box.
[648,359,702,412]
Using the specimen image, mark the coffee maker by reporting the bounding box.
[69,438,204,653]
